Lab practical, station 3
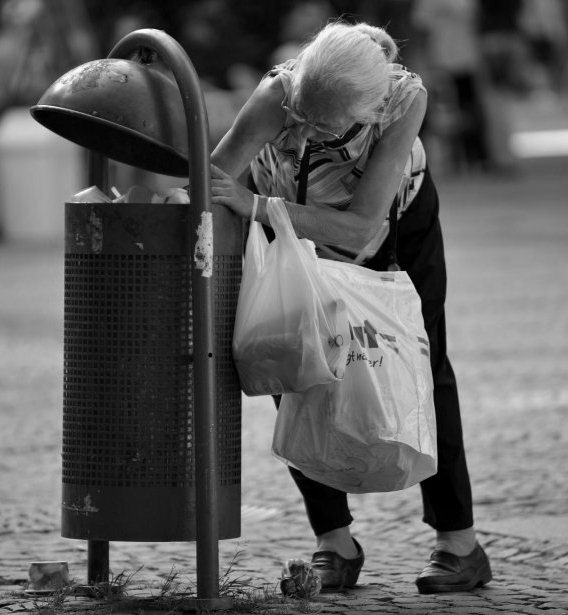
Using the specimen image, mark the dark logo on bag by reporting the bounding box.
[346,320,390,368]
[349,320,399,352]
[346,321,429,367]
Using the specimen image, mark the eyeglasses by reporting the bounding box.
[281,99,351,141]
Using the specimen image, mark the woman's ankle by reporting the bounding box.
[435,526,477,557]
[316,527,358,559]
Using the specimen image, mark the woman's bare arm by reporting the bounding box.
[211,85,427,252]
[211,74,285,177]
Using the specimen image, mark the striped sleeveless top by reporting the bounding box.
[250,61,428,263]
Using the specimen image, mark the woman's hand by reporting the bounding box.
[211,164,254,219]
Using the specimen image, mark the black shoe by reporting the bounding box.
[416,543,492,594]
[310,538,365,590]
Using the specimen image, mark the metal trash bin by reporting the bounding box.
[30,29,243,597]
[61,201,241,541]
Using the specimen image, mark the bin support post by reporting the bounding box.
[108,30,219,599]
[87,150,108,193]
[88,540,110,584]
[85,150,110,587]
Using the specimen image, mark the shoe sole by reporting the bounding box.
[315,568,361,591]
[416,562,493,594]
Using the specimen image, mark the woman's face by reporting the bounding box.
[283,89,357,142]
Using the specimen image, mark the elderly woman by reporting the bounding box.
[210,21,492,594]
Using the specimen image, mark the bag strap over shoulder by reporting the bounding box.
[387,196,400,271]
[296,141,312,205]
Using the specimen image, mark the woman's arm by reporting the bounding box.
[211,87,427,252]
[280,90,427,248]
[211,74,285,177]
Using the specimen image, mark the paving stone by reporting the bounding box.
[515,607,563,615]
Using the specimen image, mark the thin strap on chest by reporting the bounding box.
[387,197,400,271]
[296,141,311,205]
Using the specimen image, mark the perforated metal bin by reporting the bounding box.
[61,201,241,541]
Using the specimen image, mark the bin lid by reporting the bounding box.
[30,58,189,177]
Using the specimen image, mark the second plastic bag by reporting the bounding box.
[272,260,437,493]
[232,197,350,396]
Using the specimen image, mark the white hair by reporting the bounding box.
[292,21,398,123]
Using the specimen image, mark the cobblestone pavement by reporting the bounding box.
[1,162,568,614]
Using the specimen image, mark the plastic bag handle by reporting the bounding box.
[266,197,301,244]
[251,194,260,222]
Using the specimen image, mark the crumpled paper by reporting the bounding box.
[280,559,322,598]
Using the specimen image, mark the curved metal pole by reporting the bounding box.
[107,29,219,600]
[108,29,211,216]
[85,151,109,587]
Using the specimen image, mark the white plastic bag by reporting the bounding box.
[232,197,350,396]
[272,259,437,493]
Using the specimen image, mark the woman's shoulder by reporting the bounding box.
[377,64,427,131]
[256,59,296,101]
[230,65,288,143]
[255,68,287,103]
[386,64,425,102]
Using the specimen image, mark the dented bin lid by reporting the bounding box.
[30,57,189,176]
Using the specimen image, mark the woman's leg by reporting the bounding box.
[274,395,357,556]
[367,169,491,592]
[288,168,474,540]
[288,467,354,537]
[367,168,474,536]
[288,467,362,588]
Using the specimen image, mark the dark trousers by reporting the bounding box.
[289,168,474,534]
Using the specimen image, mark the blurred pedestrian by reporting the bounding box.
[519,0,568,93]
[351,0,420,66]
[270,0,334,65]
[0,0,97,113]
[411,0,490,172]
[210,20,492,594]
[177,0,264,90]
[478,0,528,172]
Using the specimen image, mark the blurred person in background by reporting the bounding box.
[518,0,568,95]
[411,0,490,173]
[478,0,529,173]
[346,0,419,66]
[108,2,165,47]
[0,0,39,113]
[210,20,492,594]
[177,0,284,146]
[178,0,250,90]
[270,0,334,65]
[0,0,97,114]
